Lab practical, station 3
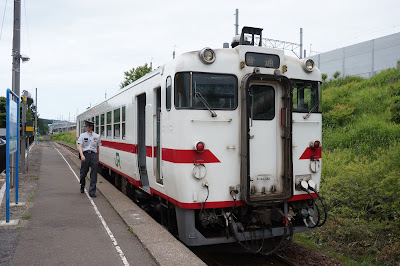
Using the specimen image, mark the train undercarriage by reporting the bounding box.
[99,164,325,254]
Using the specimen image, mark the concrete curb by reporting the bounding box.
[63,143,206,266]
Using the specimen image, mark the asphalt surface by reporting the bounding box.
[8,142,156,265]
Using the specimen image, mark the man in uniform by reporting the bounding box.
[77,120,101,197]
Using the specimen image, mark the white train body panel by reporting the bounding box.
[77,32,323,245]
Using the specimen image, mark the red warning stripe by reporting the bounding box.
[101,140,137,153]
[299,147,321,160]
[100,140,220,163]
[162,148,221,163]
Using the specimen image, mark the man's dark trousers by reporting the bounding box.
[80,152,98,196]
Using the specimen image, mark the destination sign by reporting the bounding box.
[245,52,280,69]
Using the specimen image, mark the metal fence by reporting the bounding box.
[309,32,400,79]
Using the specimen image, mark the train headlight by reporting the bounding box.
[199,48,216,64]
[303,59,315,72]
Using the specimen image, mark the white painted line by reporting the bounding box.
[0,183,6,210]
[52,143,129,266]
[25,142,35,159]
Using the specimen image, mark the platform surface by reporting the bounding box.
[9,142,156,265]
[1,141,205,266]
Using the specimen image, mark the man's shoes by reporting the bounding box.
[80,186,84,193]
[89,194,96,198]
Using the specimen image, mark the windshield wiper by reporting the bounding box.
[303,100,319,119]
[194,82,217,117]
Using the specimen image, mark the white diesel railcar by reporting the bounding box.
[77,27,325,250]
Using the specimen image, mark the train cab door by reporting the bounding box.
[248,82,283,199]
[137,93,150,192]
[241,76,292,205]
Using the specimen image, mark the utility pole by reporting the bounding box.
[235,9,239,35]
[35,88,38,144]
[12,0,21,98]
[11,0,21,187]
[300,28,303,59]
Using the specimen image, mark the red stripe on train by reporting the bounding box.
[162,148,220,164]
[286,193,317,201]
[101,140,137,153]
[299,147,321,160]
[100,161,317,208]
[100,140,220,163]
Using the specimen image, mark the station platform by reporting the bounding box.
[0,142,205,265]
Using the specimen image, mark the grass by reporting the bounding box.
[28,194,35,202]
[50,130,76,147]
[126,226,136,236]
[21,212,31,220]
[305,67,400,265]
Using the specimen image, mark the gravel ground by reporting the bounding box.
[0,144,42,265]
[276,241,345,266]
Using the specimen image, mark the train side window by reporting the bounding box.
[174,72,190,108]
[106,111,112,138]
[100,114,105,137]
[166,76,171,111]
[114,108,120,139]
[95,115,99,134]
[122,106,126,139]
[292,80,320,113]
[175,72,238,110]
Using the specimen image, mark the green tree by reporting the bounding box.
[321,73,328,82]
[37,118,49,135]
[120,63,152,89]
[0,97,6,128]
[333,71,341,79]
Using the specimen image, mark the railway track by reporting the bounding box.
[55,141,79,157]
[191,243,298,266]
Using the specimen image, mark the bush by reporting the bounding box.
[50,131,76,147]
[310,67,400,264]
[323,115,400,155]
[322,73,328,82]
[387,82,400,123]
[333,71,341,79]
[324,104,355,127]
[309,218,400,263]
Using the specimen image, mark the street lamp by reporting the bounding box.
[20,54,30,63]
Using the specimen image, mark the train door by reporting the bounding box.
[240,76,292,204]
[248,83,283,198]
[137,93,150,192]
[154,87,163,184]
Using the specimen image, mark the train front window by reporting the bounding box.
[175,72,237,110]
[292,80,320,113]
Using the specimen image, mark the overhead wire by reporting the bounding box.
[0,0,7,41]
[23,0,31,53]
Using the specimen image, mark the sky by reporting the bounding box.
[0,0,399,122]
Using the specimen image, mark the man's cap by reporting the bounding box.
[84,120,94,127]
